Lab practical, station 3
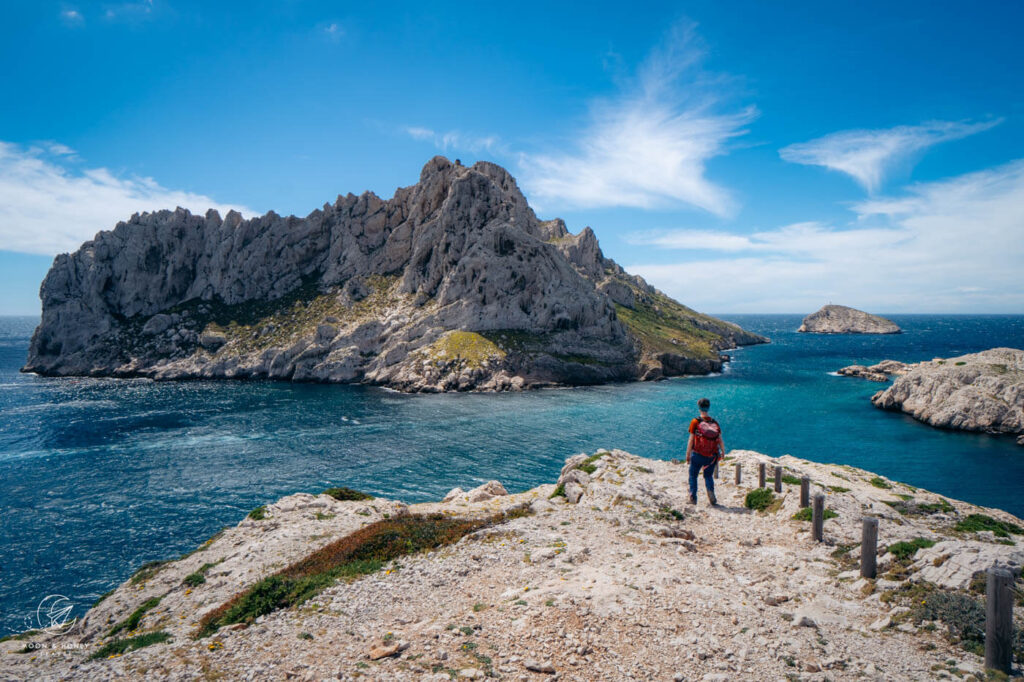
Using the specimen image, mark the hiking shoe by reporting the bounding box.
[708,491,718,506]
[688,494,697,505]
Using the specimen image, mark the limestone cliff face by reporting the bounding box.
[23,157,766,391]
[871,348,1024,442]
[798,305,900,334]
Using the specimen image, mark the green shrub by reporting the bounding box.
[129,559,168,585]
[108,597,162,637]
[183,562,218,588]
[917,499,954,514]
[887,537,937,560]
[549,484,566,499]
[780,474,802,485]
[912,591,984,654]
[576,451,608,475]
[197,508,530,638]
[955,514,1024,538]
[828,486,850,493]
[322,487,373,501]
[90,631,171,659]
[744,488,775,511]
[869,477,892,489]
[248,506,267,521]
[792,507,838,522]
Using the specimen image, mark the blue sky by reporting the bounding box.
[1,1,1022,314]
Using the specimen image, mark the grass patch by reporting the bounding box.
[792,507,838,522]
[780,474,802,485]
[576,451,608,475]
[248,505,268,521]
[322,487,373,501]
[887,537,937,560]
[108,596,162,637]
[0,630,38,643]
[196,507,530,638]
[92,588,116,607]
[828,486,850,493]
[91,631,171,659]
[129,559,168,585]
[422,330,506,370]
[869,477,892,489]
[744,488,775,511]
[183,562,218,588]
[315,512,335,521]
[955,514,1024,538]
[549,484,566,499]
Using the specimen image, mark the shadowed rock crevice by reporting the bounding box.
[23,157,766,391]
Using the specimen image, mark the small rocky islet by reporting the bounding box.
[21,156,765,392]
[798,305,901,334]
[838,348,1024,445]
[4,449,1022,680]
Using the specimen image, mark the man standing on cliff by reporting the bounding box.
[686,397,725,506]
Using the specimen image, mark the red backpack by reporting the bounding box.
[692,417,721,458]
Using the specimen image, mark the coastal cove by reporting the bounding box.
[1,313,1022,637]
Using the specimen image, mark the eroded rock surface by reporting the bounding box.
[872,348,1024,443]
[23,157,765,391]
[837,359,916,382]
[5,450,1022,680]
[798,305,900,334]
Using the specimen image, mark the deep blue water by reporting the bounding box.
[1,313,1022,637]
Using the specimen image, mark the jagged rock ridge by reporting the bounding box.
[23,157,766,391]
[798,305,900,334]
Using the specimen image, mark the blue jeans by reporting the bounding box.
[689,453,716,498]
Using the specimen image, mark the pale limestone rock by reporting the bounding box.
[872,348,1024,442]
[798,305,900,334]
[23,157,765,391]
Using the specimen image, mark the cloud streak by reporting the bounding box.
[403,126,502,154]
[0,141,255,256]
[779,119,1001,193]
[627,160,1024,312]
[518,21,755,216]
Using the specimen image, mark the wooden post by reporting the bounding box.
[758,463,766,488]
[985,566,1013,673]
[735,463,741,485]
[812,494,825,542]
[800,477,810,508]
[860,517,878,579]
[774,466,783,493]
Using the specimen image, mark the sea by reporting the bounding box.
[1,313,1022,637]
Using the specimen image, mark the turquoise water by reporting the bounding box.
[1,313,1022,636]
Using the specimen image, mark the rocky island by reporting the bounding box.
[22,157,765,392]
[870,348,1024,445]
[798,305,901,334]
[4,449,1022,680]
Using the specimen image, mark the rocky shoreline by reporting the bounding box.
[22,157,765,392]
[840,348,1024,445]
[4,449,1022,681]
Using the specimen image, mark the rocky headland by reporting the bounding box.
[870,348,1024,445]
[837,360,916,382]
[4,449,1023,681]
[21,157,765,392]
[798,305,901,334]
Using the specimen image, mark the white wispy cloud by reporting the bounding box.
[321,22,344,41]
[60,8,84,24]
[403,126,502,154]
[518,21,755,216]
[779,119,1001,193]
[0,141,255,256]
[627,160,1024,313]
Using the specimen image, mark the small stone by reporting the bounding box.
[459,668,485,679]
[524,659,556,674]
[868,615,891,631]
[794,614,817,628]
[368,642,402,660]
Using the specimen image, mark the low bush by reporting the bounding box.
[912,591,984,655]
[248,506,267,521]
[91,631,171,659]
[108,597,161,637]
[792,507,838,522]
[322,487,373,501]
[887,537,937,561]
[954,513,1024,538]
[744,488,775,511]
[869,477,892,489]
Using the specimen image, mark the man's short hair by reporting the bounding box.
[698,398,711,410]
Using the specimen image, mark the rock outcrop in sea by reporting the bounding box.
[22,157,766,391]
[837,359,915,382]
[5,450,1022,680]
[871,347,1024,444]
[798,305,901,334]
